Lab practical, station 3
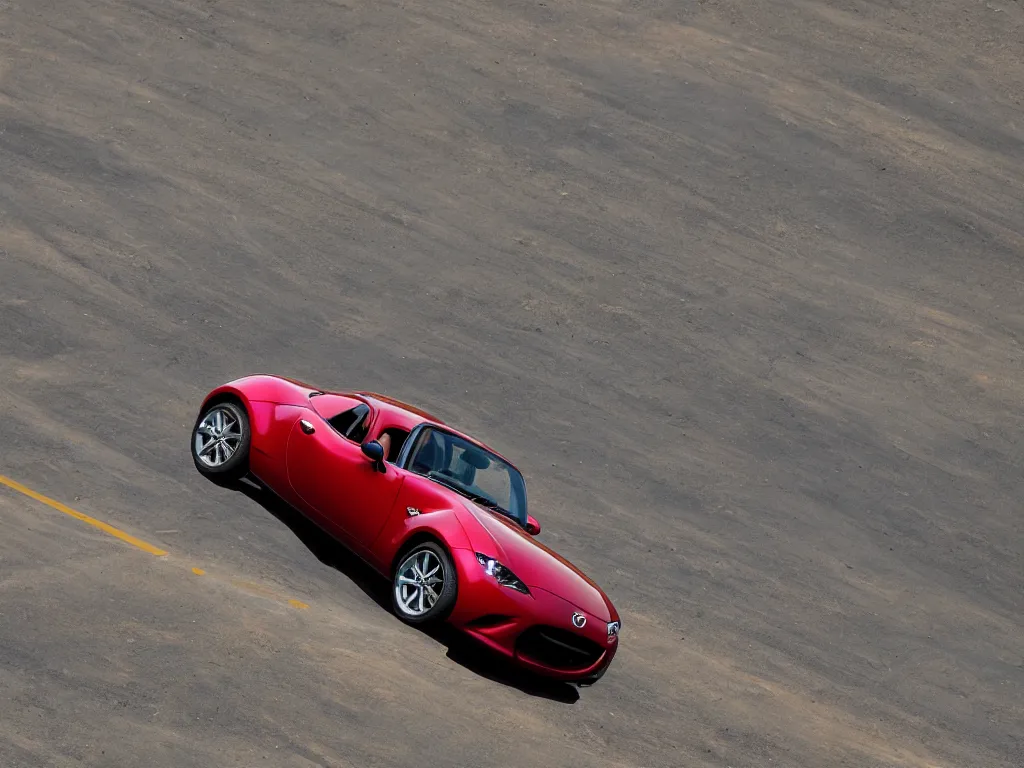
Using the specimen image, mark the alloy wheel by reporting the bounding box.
[394,548,446,617]
[193,405,244,468]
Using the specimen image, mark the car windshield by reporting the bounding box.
[407,427,528,526]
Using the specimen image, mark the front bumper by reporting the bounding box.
[447,549,619,683]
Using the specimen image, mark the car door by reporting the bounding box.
[285,403,404,550]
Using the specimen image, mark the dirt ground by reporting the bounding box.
[1,0,1022,766]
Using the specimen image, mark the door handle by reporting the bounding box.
[299,419,315,435]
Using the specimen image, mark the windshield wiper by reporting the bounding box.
[427,472,513,519]
[426,471,461,492]
[467,493,502,511]
[464,492,516,522]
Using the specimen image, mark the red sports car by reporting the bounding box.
[189,374,621,685]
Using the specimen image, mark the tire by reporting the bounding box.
[391,541,458,625]
[191,400,251,484]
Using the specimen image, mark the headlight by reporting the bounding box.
[475,553,530,595]
[607,620,621,642]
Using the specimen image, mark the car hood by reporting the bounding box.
[457,501,614,622]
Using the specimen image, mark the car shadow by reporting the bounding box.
[233,476,393,612]
[421,622,581,704]
[232,477,581,705]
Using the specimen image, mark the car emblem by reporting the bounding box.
[571,612,587,629]
[406,507,421,517]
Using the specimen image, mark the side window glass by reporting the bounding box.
[328,404,370,442]
[349,409,370,443]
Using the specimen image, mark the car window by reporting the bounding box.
[328,404,370,442]
[457,445,511,501]
[407,427,527,525]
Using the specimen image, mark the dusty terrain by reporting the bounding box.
[1,0,1022,766]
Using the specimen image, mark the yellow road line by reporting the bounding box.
[0,473,313,611]
[0,474,168,557]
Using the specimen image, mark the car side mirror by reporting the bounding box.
[525,515,541,536]
[361,440,386,472]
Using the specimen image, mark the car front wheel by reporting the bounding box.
[392,541,457,625]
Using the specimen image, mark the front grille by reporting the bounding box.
[516,625,605,671]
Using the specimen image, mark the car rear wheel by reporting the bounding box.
[191,400,251,483]
[392,541,457,625]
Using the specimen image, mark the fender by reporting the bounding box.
[368,474,474,573]
[201,374,321,411]
[196,379,311,492]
